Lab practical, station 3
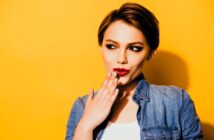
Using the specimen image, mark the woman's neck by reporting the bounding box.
[116,73,143,101]
[109,74,144,122]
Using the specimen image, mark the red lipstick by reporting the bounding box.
[113,68,130,77]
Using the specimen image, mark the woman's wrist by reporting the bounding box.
[73,117,94,140]
[77,117,95,132]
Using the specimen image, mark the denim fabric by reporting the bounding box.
[65,73,203,140]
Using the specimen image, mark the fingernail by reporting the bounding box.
[108,72,111,77]
[113,72,117,77]
[115,88,119,93]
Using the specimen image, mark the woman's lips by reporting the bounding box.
[113,68,130,77]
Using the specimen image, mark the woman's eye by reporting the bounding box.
[129,46,143,52]
[106,44,116,49]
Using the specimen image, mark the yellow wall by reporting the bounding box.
[0,0,213,139]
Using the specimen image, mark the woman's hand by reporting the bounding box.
[79,72,119,131]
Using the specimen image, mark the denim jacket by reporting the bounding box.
[65,73,203,140]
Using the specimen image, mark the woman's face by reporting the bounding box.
[100,20,154,86]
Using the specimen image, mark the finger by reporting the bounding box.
[85,88,94,108]
[106,72,118,94]
[107,72,117,88]
[113,88,119,99]
[102,79,108,88]
[99,72,117,100]
[100,78,115,100]
[97,72,112,99]
[102,78,118,102]
[112,72,118,78]
[108,78,118,95]
[110,72,118,84]
[110,72,117,81]
[94,88,104,99]
[105,88,119,107]
[107,78,114,88]
[102,72,111,88]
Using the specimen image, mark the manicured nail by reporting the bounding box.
[115,88,119,94]
[108,72,111,77]
[113,72,117,77]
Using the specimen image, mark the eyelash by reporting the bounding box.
[105,44,143,52]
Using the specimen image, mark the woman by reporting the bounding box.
[65,2,203,140]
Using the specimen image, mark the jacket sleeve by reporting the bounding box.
[180,89,204,140]
[65,97,85,140]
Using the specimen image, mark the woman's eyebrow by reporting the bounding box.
[105,39,144,46]
[128,42,144,46]
[105,39,119,44]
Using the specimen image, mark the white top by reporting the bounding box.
[101,121,141,140]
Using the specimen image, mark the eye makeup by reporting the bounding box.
[128,46,143,52]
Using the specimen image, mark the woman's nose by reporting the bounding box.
[117,50,128,64]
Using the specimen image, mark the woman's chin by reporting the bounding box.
[117,74,140,88]
[117,78,129,86]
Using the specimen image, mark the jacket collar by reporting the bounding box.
[132,72,150,104]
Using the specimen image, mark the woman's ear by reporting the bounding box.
[146,50,157,61]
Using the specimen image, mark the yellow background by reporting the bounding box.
[0,0,213,139]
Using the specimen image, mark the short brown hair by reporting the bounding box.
[98,2,159,56]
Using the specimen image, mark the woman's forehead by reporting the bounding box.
[103,20,147,44]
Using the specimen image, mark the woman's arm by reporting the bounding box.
[65,97,85,140]
[180,89,204,139]
[73,116,93,140]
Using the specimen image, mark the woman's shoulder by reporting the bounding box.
[150,84,188,95]
[147,84,195,113]
[149,84,190,102]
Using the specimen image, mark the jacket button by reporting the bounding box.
[161,135,166,139]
